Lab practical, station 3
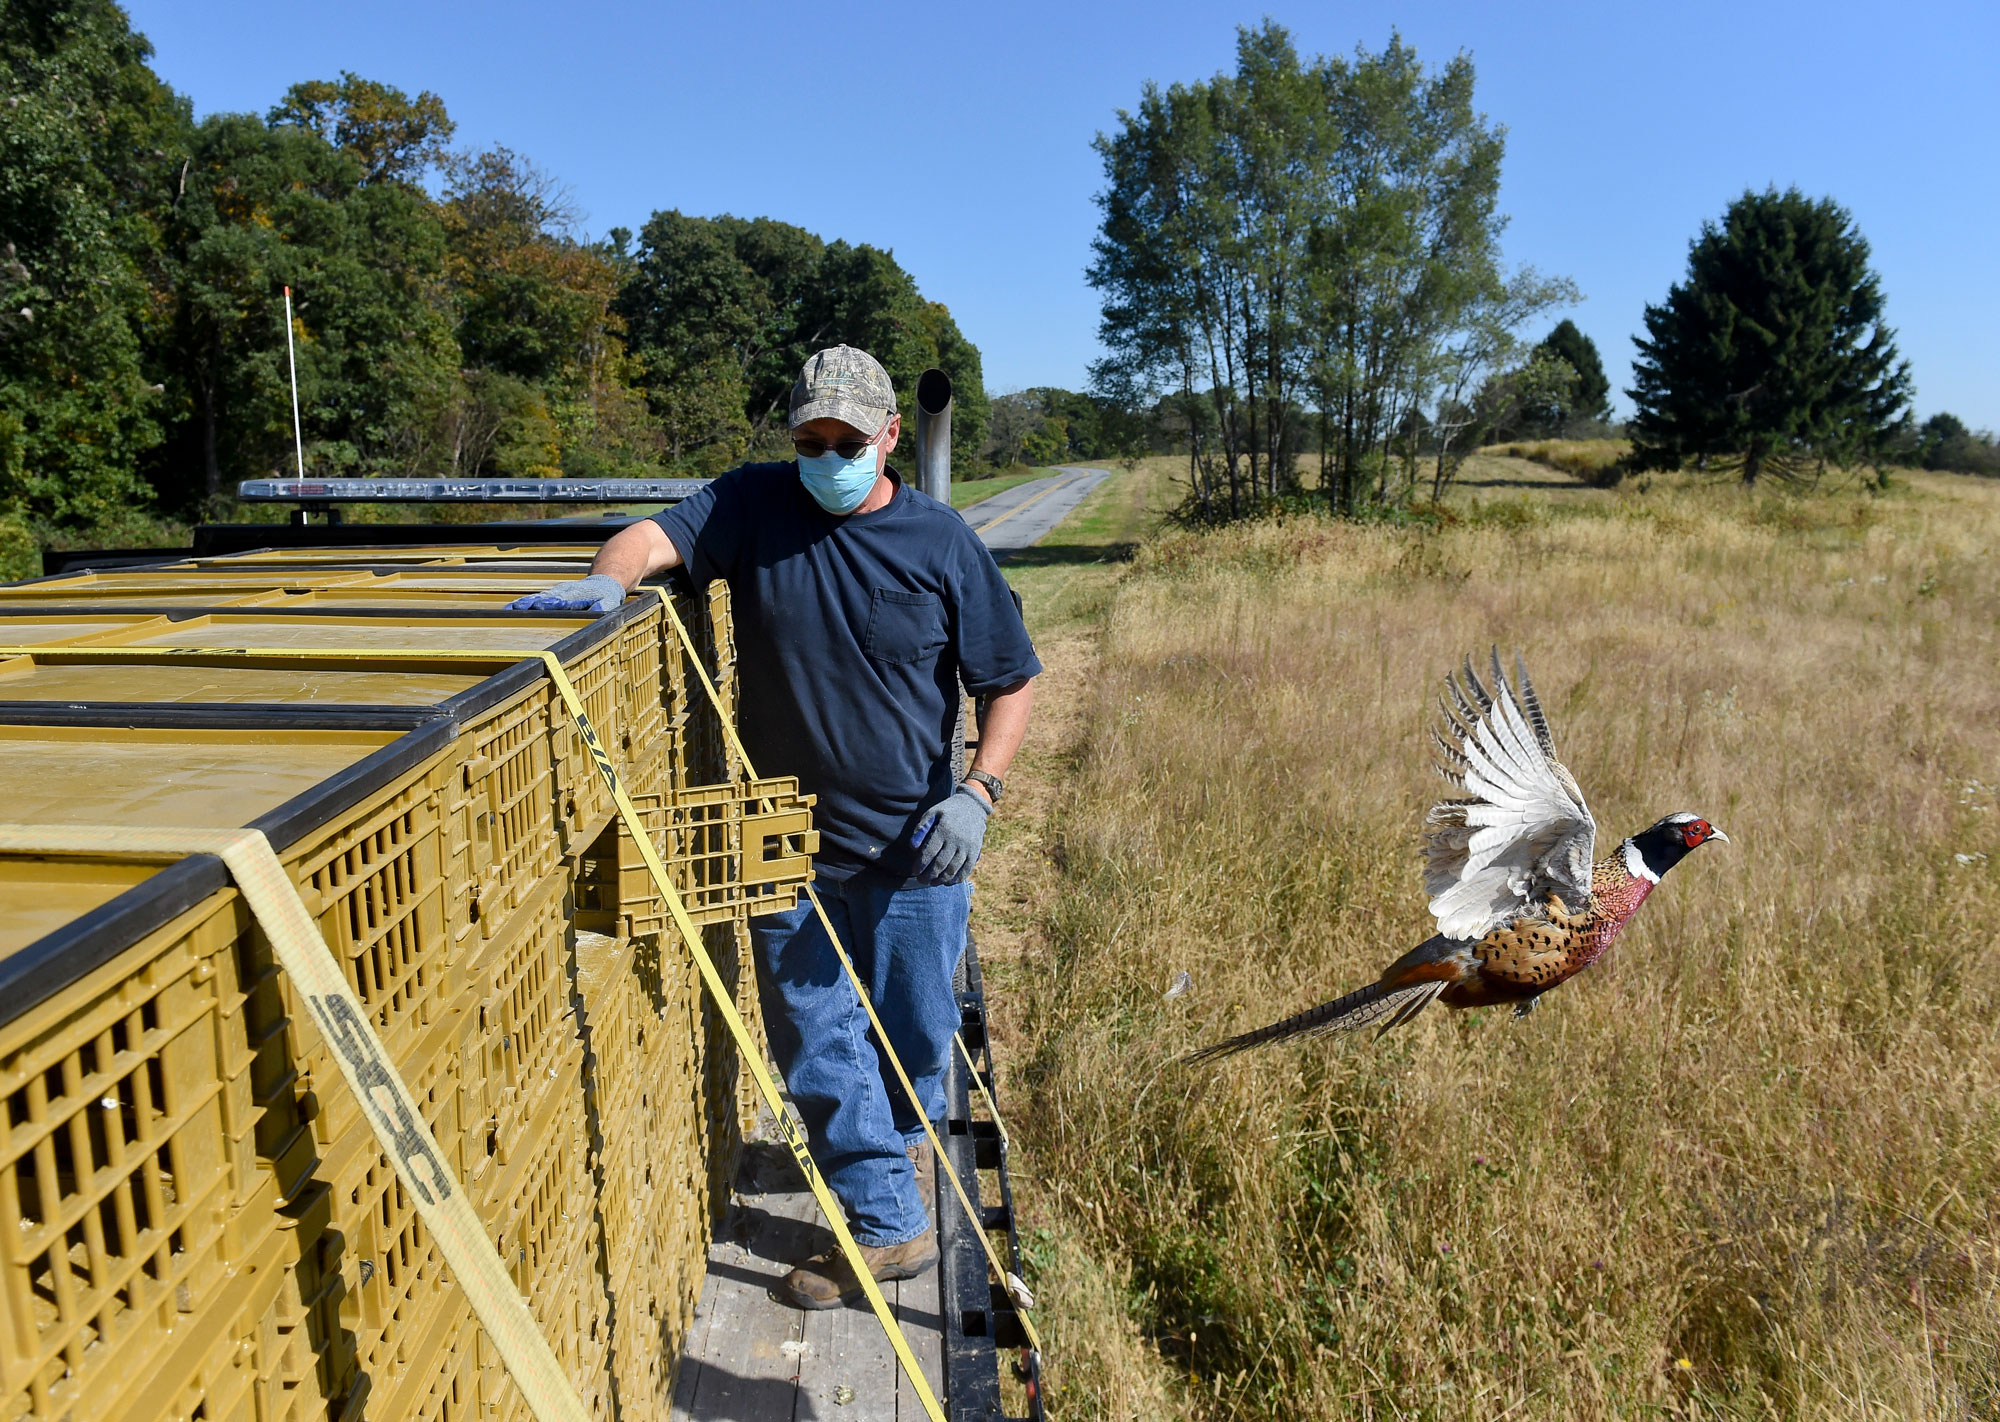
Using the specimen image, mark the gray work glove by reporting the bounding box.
[913,786,992,885]
[506,573,627,612]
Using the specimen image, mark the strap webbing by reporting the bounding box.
[656,601,1046,1351]
[3,602,1031,1401]
[533,650,948,1420]
[0,824,592,1422]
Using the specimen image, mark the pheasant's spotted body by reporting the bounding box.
[1578,857,1656,967]
[1457,854,1656,1006]
[1187,652,1727,1062]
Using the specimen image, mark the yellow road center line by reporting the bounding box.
[970,470,1084,534]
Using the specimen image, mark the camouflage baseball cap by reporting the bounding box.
[788,345,897,434]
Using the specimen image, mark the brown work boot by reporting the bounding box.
[908,1136,936,1216]
[776,1228,939,1311]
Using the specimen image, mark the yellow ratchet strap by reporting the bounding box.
[531,649,949,1420]
[0,823,592,1422]
[0,635,948,1421]
[954,1030,1013,1151]
[656,598,1046,1351]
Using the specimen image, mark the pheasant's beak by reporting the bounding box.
[1709,827,1731,845]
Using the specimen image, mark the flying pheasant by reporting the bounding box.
[1188,651,1727,1062]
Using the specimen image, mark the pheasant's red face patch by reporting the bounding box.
[1681,819,1712,848]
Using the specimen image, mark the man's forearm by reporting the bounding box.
[591,519,682,589]
[969,678,1034,793]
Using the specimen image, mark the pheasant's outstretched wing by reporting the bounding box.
[1424,650,1595,940]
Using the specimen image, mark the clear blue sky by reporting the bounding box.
[125,0,1998,427]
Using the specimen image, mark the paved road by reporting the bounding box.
[534,465,1111,553]
[958,465,1109,558]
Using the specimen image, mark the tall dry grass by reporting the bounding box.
[1016,473,2000,1419]
[1490,438,1631,485]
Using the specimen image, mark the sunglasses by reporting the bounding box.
[793,429,880,460]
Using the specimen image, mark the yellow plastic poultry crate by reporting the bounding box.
[0,855,287,1422]
[0,581,698,786]
[0,603,657,922]
[464,875,579,1174]
[571,778,817,939]
[570,929,715,1422]
[0,553,802,1422]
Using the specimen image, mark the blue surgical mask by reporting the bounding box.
[798,445,880,514]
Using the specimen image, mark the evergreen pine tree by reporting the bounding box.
[1629,188,1911,485]
[1535,319,1610,425]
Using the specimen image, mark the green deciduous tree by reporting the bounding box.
[268,71,454,184]
[0,17,994,543]
[1089,21,1320,516]
[1305,35,1545,512]
[1090,24,1567,519]
[0,0,186,526]
[149,109,459,504]
[1629,188,1911,485]
[441,148,657,478]
[445,149,601,384]
[1916,413,2000,477]
[983,387,1155,467]
[615,212,987,473]
[1430,284,1581,495]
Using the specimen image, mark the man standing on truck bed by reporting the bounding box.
[508,346,1039,1308]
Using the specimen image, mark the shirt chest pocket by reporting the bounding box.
[863,588,947,666]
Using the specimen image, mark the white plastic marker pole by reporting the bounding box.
[283,285,305,478]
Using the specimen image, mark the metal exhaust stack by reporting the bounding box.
[914,368,953,506]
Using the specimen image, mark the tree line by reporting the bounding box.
[981,336,1608,477]
[0,0,986,547]
[6,3,1979,558]
[1089,23,1936,512]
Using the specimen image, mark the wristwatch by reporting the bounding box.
[963,769,1005,806]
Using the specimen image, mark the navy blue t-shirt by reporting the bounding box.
[652,463,1041,881]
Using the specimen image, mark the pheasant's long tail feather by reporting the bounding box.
[1183,978,1449,1065]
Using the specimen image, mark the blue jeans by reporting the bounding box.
[750,875,970,1246]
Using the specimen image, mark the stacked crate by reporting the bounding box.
[0,546,815,1422]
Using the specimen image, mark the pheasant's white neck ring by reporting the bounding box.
[1622,839,1660,883]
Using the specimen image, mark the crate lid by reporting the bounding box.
[0,856,170,956]
[0,589,277,606]
[0,854,233,1027]
[0,613,166,644]
[250,590,541,607]
[110,612,589,652]
[0,660,490,704]
[0,725,408,826]
[189,557,593,574]
[196,544,601,563]
[2,569,371,587]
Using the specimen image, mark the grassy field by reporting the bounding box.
[1488,438,1631,485]
[994,453,2000,1419]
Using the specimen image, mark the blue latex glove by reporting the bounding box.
[506,573,627,613]
[913,786,992,885]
